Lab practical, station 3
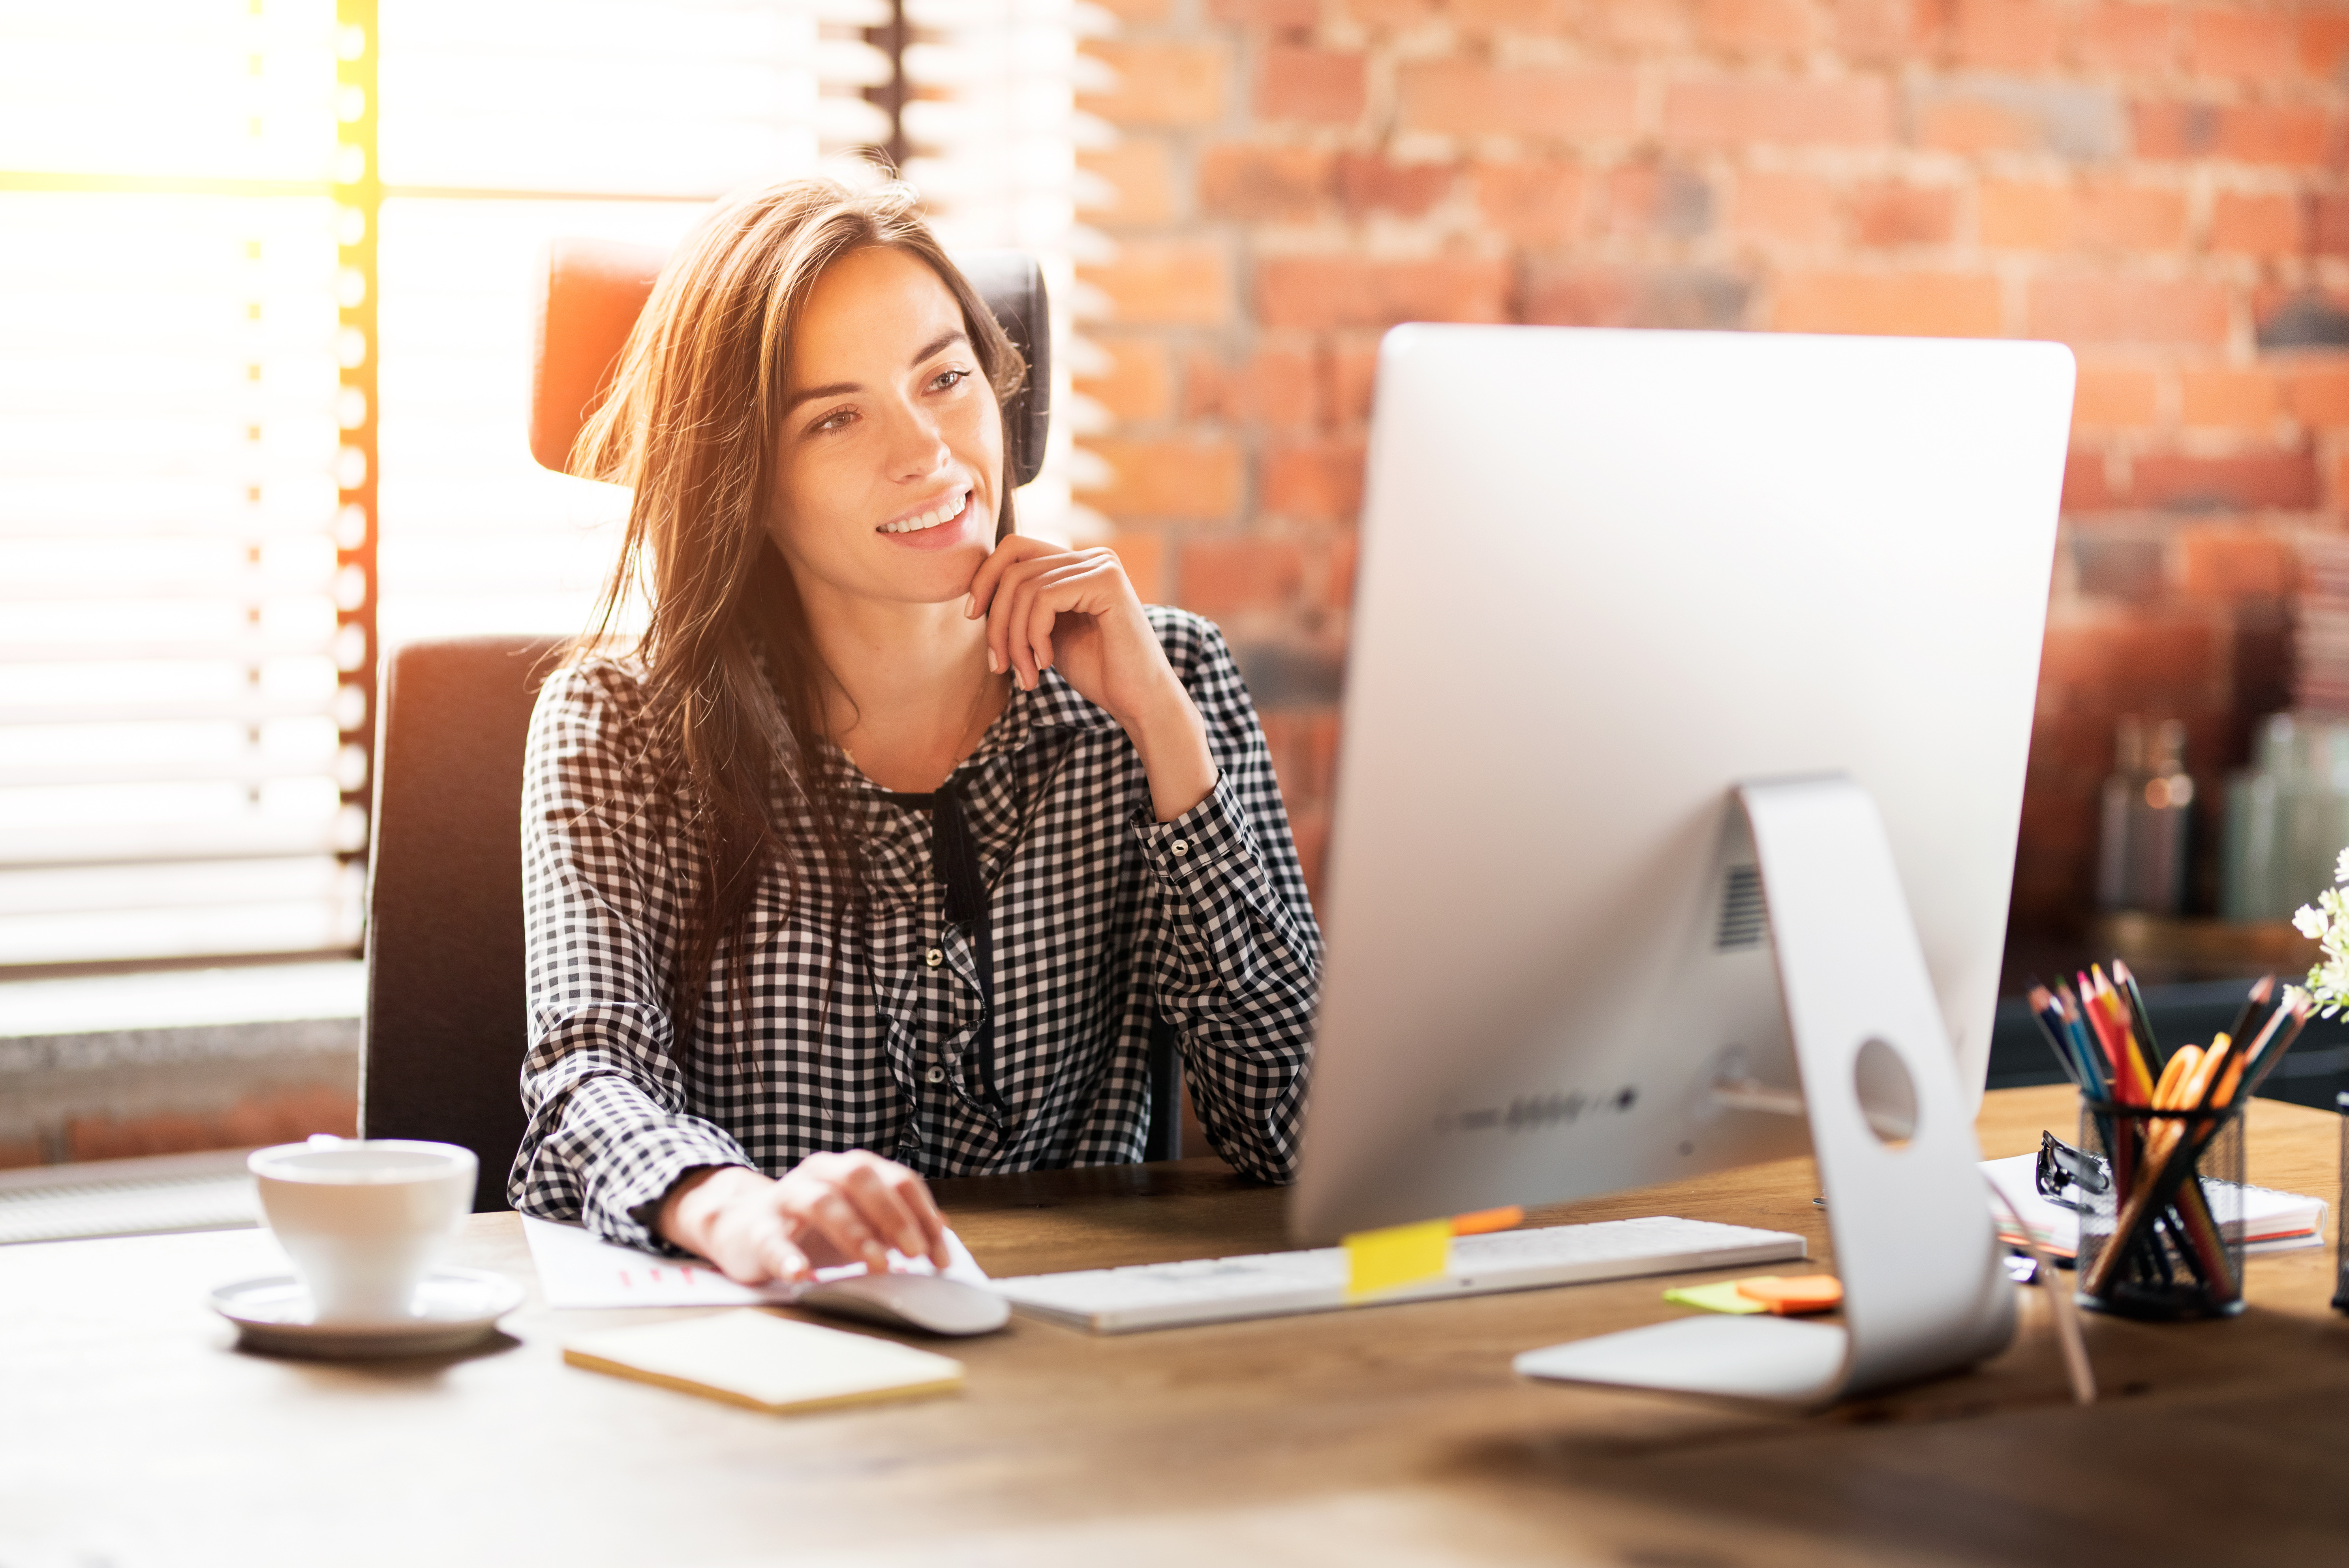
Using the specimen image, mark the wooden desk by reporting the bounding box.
[5,1085,2346,1566]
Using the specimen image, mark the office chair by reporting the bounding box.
[361,240,1178,1211]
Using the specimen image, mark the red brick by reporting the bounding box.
[2287,364,2349,426]
[1183,346,1320,430]
[65,1085,357,1162]
[2209,192,2304,255]
[1979,181,2071,248]
[1597,0,1696,47]
[1199,143,1332,221]
[2316,197,2349,255]
[1599,164,1716,238]
[2180,525,2291,598]
[2178,368,2281,428]
[1734,170,1838,244]
[1080,42,1228,128]
[2076,5,2175,73]
[1104,531,1167,604]
[1398,64,1640,140]
[1697,0,1818,54]
[1088,0,1172,19]
[2133,101,2330,164]
[1953,0,2060,70]
[1080,437,1245,519]
[1256,255,1511,330]
[1325,339,1381,426]
[1074,335,1172,422]
[1846,181,1955,246]
[1664,76,1893,145]
[1917,94,2043,152]
[1080,240,1231,327]
[1475,160,1587,245]
[1261,439,1366,521]
[1525,264,1752,329]
[1179,536,1307,616]
[1446,0,1577,30]
[1772,271,2002,336]
[1835,0,1941,62]
[1319,533,1358,614]
[1290,803,1329,905]
[1257,47,1365,126]
[2131,449,2321,511]
[2303,15,2349,76]
[2026,277,2228,346]
[1342,0,1444,24]
[0,1140,43,1171]
[2075,184,2189,249]
[2189,10,2296,80]
[1335,154,1453,218]
[1260,707,1341,803]
[1209,0,1316,26]
[2062,445,2125,509]
[2073,366,2160,428]
[1080,143,1177,227]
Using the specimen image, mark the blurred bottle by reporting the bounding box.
[2098,716,2193,915]
[2222,712,2349,922]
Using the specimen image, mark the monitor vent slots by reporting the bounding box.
[1715,866,1768,951]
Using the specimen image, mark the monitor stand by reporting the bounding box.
[1513,776,2016,1407]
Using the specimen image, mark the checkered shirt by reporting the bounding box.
[509,606,1322,1251]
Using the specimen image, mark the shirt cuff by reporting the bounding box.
[1128,768,1258,884]
[577,1102,757,1254]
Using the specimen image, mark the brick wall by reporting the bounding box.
[1074,0,2349,945]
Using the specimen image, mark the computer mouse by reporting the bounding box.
[797,1272,1011,1337]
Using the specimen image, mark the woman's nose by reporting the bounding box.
[883,400,952,482]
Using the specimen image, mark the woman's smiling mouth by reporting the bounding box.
[878,486,972,535]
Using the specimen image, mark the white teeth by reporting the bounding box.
[881,489,969,535]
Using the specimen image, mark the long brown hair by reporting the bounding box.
[570,167,1027,1051]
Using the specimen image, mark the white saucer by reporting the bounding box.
[209,1268,525,1359]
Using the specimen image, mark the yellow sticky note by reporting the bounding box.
[1343,1218,1452,1298]
[1662,1279,1769,1316]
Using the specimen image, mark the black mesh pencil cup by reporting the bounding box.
[2076,1100,2247,1321]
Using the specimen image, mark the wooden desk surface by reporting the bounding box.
[5,1085,2346,1567]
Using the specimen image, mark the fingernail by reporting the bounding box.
[988,648,1002,673]
[962,593,976,618]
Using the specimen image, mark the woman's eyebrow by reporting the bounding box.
[782,331,972,413]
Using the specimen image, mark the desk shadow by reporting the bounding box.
[1440,1370,2349,1568]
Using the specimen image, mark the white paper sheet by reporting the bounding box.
[522,1214,990,1309]
[1981,1151,2326,1259]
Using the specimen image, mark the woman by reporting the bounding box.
[510,169,1321,1286]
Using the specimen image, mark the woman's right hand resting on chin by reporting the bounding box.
[657,1151,951,1285]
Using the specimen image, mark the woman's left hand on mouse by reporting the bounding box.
[658,1151,951,1286]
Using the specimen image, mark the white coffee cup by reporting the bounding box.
[248,1139,477,1324]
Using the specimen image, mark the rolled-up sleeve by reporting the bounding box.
[1128,614,1322,1181]
[507,663,750,1251]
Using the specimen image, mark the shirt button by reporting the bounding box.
[1170,838,1189,858]
[924,1065,946,1085]
[924,947,943,967]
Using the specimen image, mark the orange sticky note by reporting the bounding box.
[1733,1274,1842,1315]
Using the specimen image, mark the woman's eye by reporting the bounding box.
[929,367,969,393]
[812,407,855,433]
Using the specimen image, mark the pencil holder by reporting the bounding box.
[2075,1100,2247,1321]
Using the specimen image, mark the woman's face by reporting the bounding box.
[768,245,1003,608]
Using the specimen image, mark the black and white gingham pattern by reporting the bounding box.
[510,607,1322,1251]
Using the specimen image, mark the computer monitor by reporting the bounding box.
[1290,325,2073,1403]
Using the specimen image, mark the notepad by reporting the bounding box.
[562,1309,965,1414]
[1980,1152,2326,1259]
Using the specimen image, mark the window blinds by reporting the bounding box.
[0,0,1093,974]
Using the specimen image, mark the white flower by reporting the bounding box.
[2296,904,2328,939]
[2336,847,2349,885]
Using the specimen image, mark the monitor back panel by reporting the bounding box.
[1292,325,2073,1242]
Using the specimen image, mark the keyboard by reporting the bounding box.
[993,1215,1808,1333]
